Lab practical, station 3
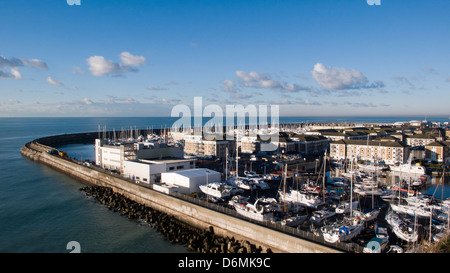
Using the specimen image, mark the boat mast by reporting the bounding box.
[442,165,445,202]
[373,144,380,210]
[444,166,449,231]
[322,150,327,203]
[225,148,228,181]
[429,206,433,244]
[283,163,287,214]
[350,156,353,218]
[372,157,375,210]
[235,132,239,177]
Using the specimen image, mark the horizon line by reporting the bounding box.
[0,114,449,119]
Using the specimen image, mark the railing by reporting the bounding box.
[169,191,364,253]
[28,140,364,253]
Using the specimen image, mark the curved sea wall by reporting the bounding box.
[21,133,343,253]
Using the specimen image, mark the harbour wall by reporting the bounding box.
[21,133,342,253]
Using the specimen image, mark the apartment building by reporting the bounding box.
[290,134,330,155]
[425,141,450,163]
[240,136,259,154]
[406,133,442,147]
[183,134,231,159]
[330,139,409,165]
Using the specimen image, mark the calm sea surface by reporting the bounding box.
[0,116,449,253]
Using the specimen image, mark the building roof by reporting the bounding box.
[375,136,399,142]
[321,132,347,137]
[426,141,447,147]
[330,139,408,148]
[292,134,328,142]
[407,133,437,139]
[137,158,194,164]
[330,139,347,145]
[276,137,294,143]
[166,168,220,178]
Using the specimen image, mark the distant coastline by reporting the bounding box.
[1,115,448,130]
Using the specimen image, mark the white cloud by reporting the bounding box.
[0,68,22,79]
[221,79,253,99]
[87,56,121,77]
[222,79,238,93]
[46,76,64,86]
[0,56,47,80]
[270,98,322,106]
[222,70,311,100]
[235,70,311,92]
[119,52,146,66]
[20,58,48,70]
[83,98,93,105]
[160,97,182,104]
[11,68,22,79]
[0,56,22,68]
[347,102,377,108]
[311,63,384,90]
[0,56,47,70]
[86,52,146,77]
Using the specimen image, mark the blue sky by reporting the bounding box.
[0,0,449,117]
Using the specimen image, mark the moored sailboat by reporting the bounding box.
[321,218,364,243]
[385,211,419,243]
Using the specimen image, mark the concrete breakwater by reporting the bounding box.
[81,185,267,253]
[21,132,342,253]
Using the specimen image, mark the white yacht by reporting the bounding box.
[404,195,432,206]
[278,189,326,209]
[390,163,426,174]
[227,176,255,191]
[233,199,274,222]
[352,208,380,222]
[199,182,232,199]
[390,203,432,218]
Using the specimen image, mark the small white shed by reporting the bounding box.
[161,168,221,194]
